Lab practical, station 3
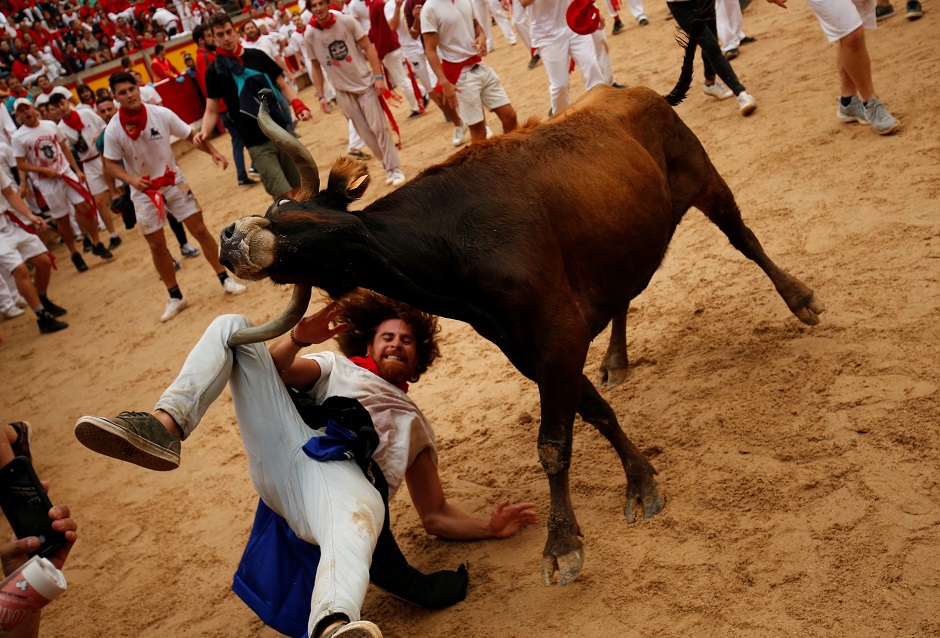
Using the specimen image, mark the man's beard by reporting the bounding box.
[377,358,412,385]
[206,43,217,52]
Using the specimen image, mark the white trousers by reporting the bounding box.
[382,48,421,112]
[510,0,531,50]
[155,315,385,636]
[406,53,438,94]
[540,33,606,114]
[336,88,401,174]
[602,0,647,20]
[716,0,745,52]
[592,29,616,85]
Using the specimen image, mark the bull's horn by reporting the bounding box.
[257,89,320,199]
[227,284,312,347]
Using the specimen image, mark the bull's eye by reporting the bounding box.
[277,198,293,207]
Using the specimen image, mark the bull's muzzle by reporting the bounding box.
[219,217,276,280]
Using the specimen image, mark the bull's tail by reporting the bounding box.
[663,3,710,107]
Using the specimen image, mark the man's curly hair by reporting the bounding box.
[333,289,441,383]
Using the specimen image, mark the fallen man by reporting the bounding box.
[75,290,538,638]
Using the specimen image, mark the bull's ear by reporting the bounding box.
[326,156,371,204]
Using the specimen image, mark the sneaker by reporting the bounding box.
[387,169,406,187]
[180,242,201,258]
[82,235,93,253]
[527,53,541,70]
[740,36,757,44]
[108,235,122,250]
[836,95,869,124]
[612,19,624,35]
[2,306,24,319]
[14,296,27,309]
[74,412,181,471]
[238,178,257,187]
[906,0,923,19]
[724,47,740,60]
[41,297,68,317]
[91,242,114,260]
[348,149,372,160]
[37,310,68,334]
[864,97,901,135]
[71,252,88,272]
[222,277,247,295]
[704,81,734,100]
[407,110,422,119]
[8,421,31,460]
[160,296,188,322]
[737,91,757,116]
[485,126,494,139]
[322,620,383,638]
[637,16,649,25]
[875,3,895,20]
[452,123,468,147]
[248,166,260,177]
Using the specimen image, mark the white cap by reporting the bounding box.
[12,97,32,111]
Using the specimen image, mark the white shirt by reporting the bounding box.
[345,0,371,31]
[58,108,107,162]
[152,7,182,30]
[12,120,69,180]
[528,0,574,47]
[103,104,191,179]
[421,0,481,63]
[305,352,438,500]
[386,0,423,59]
[34,85,73,107]
[0,141,15,224]
[139,84,163,105]
[243,33,282,61]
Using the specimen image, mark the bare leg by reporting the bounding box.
[27,254,52,296]
[837,27,876,102]
[74,203,102,245]
[10,264,40,308]
[56,218,79,254]
[143,229,179,289]
[182,213,226,275]
[493,103,518,134]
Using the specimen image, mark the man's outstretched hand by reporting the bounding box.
[489,499,539,538]
[1,502,77,576]
[293,301,350,345]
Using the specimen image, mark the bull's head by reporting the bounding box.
[220,90,371,346]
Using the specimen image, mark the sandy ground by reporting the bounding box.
[2,3,939,636]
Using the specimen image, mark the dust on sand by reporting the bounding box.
[2,3,938,636]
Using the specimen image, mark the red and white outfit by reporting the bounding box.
[102,104,198,235]
[58,108,109,196]
[420,0,512,126]
[372,0,422,113]
[0,169,47,276]
[529,0,604,115]
[806,0,876,42]
[34,85,73,108]
[304,12,402,176]
[11,120,84,221]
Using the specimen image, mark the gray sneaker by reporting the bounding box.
[864,97,901,135]
[836,95,869,125]
[75,412,181,471]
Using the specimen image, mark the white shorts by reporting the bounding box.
[83,156,109,196]
[0,222,47,272]
[35,171,86,220]
[454,63,511,127]
[130,181,199,236]
[806,0,875,42]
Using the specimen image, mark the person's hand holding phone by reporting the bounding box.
[1,501,77,577]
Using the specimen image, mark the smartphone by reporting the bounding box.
[0,457,66,559]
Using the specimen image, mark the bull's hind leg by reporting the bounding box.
[696,181,825,325]
[578,376,664,523]
[598,306,629,387]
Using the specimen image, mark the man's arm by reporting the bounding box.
[59,140,85,182]
[357,35,388,96]
[186,127,228,170]
[194,96,220,146]
[405,448,539,540]
[387,0,404,31]
[1,184,47,231]
[274,74,312,121]
[422,31,457,110]
[103,156,152,192]
[269,302,349,390]
[309,61,333,114]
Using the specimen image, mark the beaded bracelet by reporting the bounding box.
[290,328,313,348]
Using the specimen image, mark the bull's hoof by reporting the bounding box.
[624,475,665,523]
[540,547,584,587]
[598,364,628,387]
[792,292,826,326]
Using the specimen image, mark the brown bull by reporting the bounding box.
[218,63,823,586]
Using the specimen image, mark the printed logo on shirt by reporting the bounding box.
[32,136,59,165]
[326,40,352,66]
[149,128,163,140]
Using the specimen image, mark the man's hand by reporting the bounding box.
[488,499,539,538]
[210,150,229,170]
[474,32,487,56]
[192,130,209,148]
[128,175,154,191]
[374,77,389,98]
[441,80,459,111]
[42,167,59,179]
[293,301,350,345]
[1,503,77,576]
[75,170,86,183]
[28,215,47,232]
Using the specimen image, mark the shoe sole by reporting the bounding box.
[836,112,870,125]
[704,89,734,100]
[74,416,179,471]
[326,621,383,638]
[874,121,901,135]
[906,10,923,19]
[740,103,757,116]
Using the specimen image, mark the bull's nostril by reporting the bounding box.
[222,224,235,241]
[221,259,235,273]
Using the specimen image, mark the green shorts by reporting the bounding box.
[247,141,301,200]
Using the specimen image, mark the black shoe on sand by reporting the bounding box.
[75,412,180,471]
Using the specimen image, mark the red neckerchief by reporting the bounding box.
[119,103,148,140]
[61,109,84,131]
[295,23,306,34]
[245,32,260,42]
[9,88,26,98]
[215,44,244,64]
[349,356,409,393]
[312,13,336,30]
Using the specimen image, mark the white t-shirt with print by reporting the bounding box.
[58,108,107,162]
[11,120,69,179]
[420,0,480,64]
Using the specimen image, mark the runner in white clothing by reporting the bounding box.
[11,99,114,273]
[103,71,248,323]
[50,93,122,252]
[524,0,605,116]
